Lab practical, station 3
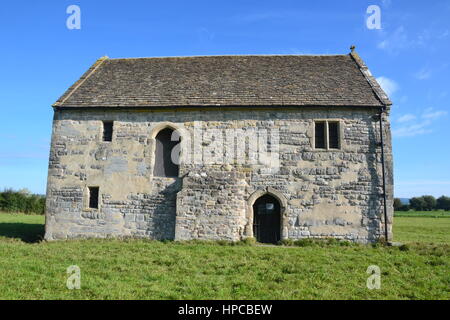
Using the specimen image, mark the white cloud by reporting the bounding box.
[414,68,432,80]
[376,76,398,96]
[397,114,416,123]
[392,120,432,137]
[438,91,448,99]
[377,26,409,53]
[377,25,449,54]
[438,30,449,39]
[381,0,392,8]
[422,110,448,119]
[393,108,448,138]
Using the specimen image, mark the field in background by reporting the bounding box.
[0,214,45,242]
[394,216,450,244]
[395,211,450,218]
[0,212,448,299]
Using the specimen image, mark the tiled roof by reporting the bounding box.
[54,52,391,108]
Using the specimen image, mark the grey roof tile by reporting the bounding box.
[54,54,391,108]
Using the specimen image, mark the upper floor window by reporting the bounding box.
[154,128,180,177]
[328,122,339,149]
[103,121,114,142]
[315,122,326,149]
[314,120,340,150]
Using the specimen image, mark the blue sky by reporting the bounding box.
[0,0,449,197]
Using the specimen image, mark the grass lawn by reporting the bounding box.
[0,213,448,300]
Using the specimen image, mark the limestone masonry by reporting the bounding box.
[45,50,394,243]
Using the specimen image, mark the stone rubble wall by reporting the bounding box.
[45,107,393,243]
[175,168,248,241]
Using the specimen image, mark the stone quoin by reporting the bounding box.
[45,49,394,243]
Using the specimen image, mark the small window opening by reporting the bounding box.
[328,122,339,149]
[103,121,113,142]
[315,122,326,149]
[88,187,99,209]
[314,120,341,150]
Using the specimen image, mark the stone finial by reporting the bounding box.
[350,45,356,53]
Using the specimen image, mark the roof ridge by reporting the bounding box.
[107,54,348,60]
[53,56,109,107]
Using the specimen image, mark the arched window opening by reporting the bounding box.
[252,194,281,244]
[154,128,180,177]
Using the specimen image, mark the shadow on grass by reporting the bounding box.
[0,223,45,243]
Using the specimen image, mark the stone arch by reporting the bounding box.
[149,122,181,139]
[245,187,288,240]
[148,122,189,177]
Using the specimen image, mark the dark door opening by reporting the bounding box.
[154,128,180,177]
[253,194,281,244]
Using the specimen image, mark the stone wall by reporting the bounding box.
[45,107,393,243]
[175,168,248,241]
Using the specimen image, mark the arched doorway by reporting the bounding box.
[253,194,281,244]
[154,128,180,177]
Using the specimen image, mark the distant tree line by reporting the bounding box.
[394,195,450,212]
[0,188,46,215]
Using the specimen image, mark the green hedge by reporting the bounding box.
[0,189,45,215]
[394,195,450,212]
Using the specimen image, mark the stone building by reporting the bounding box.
[45,49,394,243]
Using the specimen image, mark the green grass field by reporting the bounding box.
[0,213,448,300]
[394,216,450,244]
[394,211,450,218]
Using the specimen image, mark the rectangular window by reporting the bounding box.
[328,122,339,149]
[315,122,326,149]
[314,120,341,150]
[88,187,99,209]
[103,121,113,142]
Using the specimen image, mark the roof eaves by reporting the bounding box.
[53,104,383,111]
